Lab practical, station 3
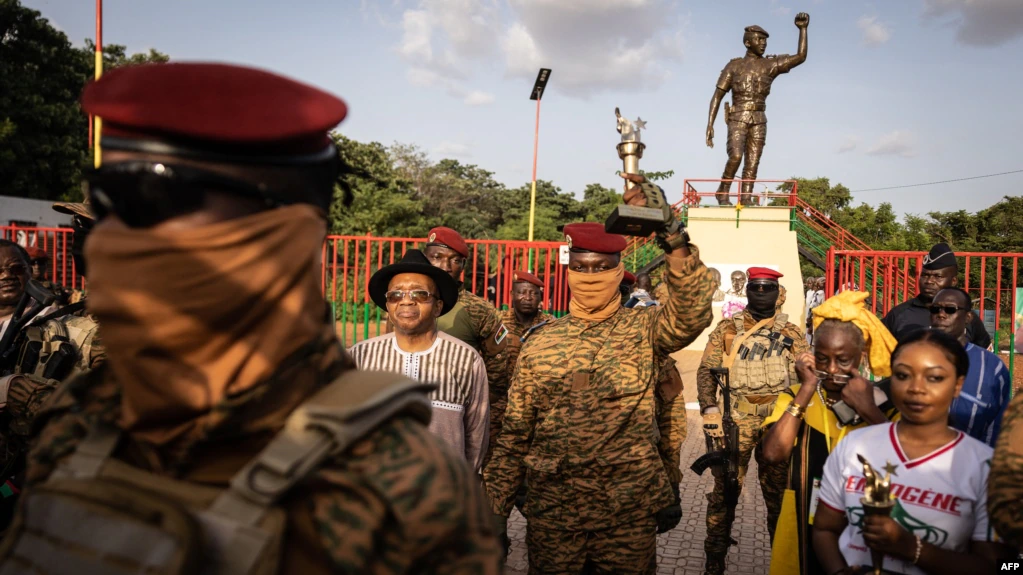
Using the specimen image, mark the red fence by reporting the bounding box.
[322,235,570,344]
[1,225,85,290]
[828,249,1022,352]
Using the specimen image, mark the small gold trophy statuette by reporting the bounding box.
[605,108,666,237]
[857,453,897,575]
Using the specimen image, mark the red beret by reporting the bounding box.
[81,63,347,159]
[622,271,637,285]
[25,246,49,260]
[426,227,468,258]
[512,270,543,288]
[747,267,783,281]
[563,222,627,254]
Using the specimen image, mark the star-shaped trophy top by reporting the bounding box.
[634,117,647,131]
[883,461,899,477]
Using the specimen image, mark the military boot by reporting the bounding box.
[739,181,756,206]
[704,552,727,575]
[715,182,733,205]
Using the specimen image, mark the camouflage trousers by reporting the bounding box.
[703,413,787,557]
[527,516,657,575]
[483,397,508,470]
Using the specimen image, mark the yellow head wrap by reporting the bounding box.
[812,290,898,377]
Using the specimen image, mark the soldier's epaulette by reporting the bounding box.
[765,54,781,59]
[521,320,550,343]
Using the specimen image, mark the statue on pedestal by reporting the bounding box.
[706,12,810,206]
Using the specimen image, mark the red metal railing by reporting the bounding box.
[828,249,1022,351]
[1,225,84,290]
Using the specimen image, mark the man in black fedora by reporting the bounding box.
[882,243,992,348]
[349,249,490,472]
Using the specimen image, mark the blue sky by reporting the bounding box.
[24,0,1023,217]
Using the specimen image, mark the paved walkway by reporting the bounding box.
[504,410,772,575]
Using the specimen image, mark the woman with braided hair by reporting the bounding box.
[761,290,899,575]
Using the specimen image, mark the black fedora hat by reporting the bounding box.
[369,249,459,315]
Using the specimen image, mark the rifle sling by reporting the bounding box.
[722,317,775,369]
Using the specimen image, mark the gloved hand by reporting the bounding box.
[702,410,724,439]
[655,484,682,534]
[620,174,689,253]
[492,511,510,556]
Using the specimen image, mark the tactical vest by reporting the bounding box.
[14,315,98,381]
[0,370,433,575]
[725,313,795,406]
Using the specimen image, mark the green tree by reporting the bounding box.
[579,183,621,223]
[0,0,90,201]
[0,0,169,202]
[330,134,424,237]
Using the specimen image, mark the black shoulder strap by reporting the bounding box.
[29,301,87,327]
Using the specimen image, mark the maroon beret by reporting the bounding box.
[81,63,347,160]
[563,222,627,254]
[747,267,783,281]
[25,246,49,260]
[622,271,637,285]
[512,270,543,288]
[426,227,468,258]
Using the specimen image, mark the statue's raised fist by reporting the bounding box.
[795,12,809,29]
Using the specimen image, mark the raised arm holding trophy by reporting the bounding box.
[604,108,689,253]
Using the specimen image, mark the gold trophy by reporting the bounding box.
[857,454,897,575]
[604,107,668,237]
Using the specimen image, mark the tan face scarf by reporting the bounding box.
[85,204,328,444]
[567,263,624,322]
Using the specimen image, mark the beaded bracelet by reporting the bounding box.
[912,535,923,564]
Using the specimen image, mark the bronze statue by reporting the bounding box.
[706,13,810,205]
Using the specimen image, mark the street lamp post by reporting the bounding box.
[527,68,551,271]
[93,0,103,168]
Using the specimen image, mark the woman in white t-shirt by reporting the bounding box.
[812,328,1017,574]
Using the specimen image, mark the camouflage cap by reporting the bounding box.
[52,196,94,221]
[744,25,769,38]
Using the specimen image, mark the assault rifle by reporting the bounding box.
[689,367,740,547]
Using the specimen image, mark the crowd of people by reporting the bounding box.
[0,61,1021,575]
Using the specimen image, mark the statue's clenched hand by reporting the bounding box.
[795,12,809,29]
[705,125,714,148]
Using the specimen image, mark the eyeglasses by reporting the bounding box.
[929,304,965,315]
[747,283,779,293]
[84,161,288,228]
[385,289,437,304]
[814,370,851,385]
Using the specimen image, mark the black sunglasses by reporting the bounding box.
[84,162,289,228]
[929,304,966,315]
[747,282,779,293]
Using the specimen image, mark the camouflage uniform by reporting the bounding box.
[439,287,508,357]
[489,309,554,456]
[654,358,687,487]
[696,292,809,571]
[485,247,714,574]
[21,331,503,574]
[989,388,1023,548]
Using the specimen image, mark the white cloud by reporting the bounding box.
[433,141,473,158]
[396,0,499,104]
[857,15,892,45]
[501,0,687,98]
[923,0,1023,47]
[770,0,791,17]
[866,131,916,158]
[464,91,495,106]
[837,136,858,154]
